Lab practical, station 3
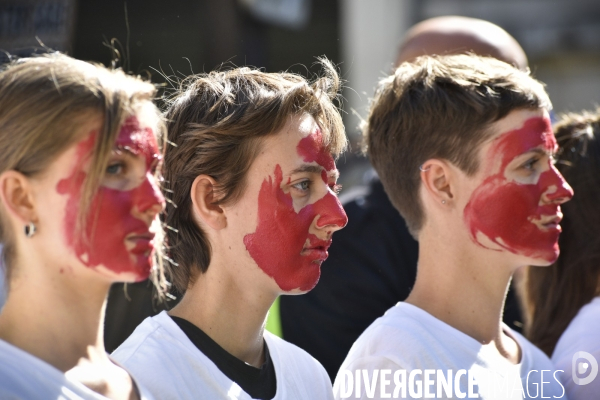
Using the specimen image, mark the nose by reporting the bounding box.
[540,166,574,205]
[133,172,166,216]
[314,192,348,232]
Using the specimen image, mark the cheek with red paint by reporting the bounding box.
[464,178,560,262]
[243,165,346,292]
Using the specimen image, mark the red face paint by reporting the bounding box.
[57,116,164,281]
[243,129,347,291]
[297,128,335,172]
[464,116,573,262]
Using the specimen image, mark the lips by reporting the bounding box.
[127,231,155,255]
[302,237,332,262]
[530,206,563,231]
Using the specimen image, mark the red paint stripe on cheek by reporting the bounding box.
[465,179,560,262]
[244,165,323,292]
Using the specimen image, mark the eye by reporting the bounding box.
[292,180,311,192]
[330,183,342,195]
[106,162,125,175]
[521,157,539,171]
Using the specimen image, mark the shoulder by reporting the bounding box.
[265,331,328,377]
[506,327,555,370]
[553,297,600,365]
[112,311,176,365]
[338,303,448,371]
[0,340,107,400]
[264,332,333,399]
[112,311,214,399]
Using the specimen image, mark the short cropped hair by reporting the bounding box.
[364,54,551,237]
[163,60,346,294]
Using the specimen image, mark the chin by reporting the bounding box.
[93,261,151,283]
[274,262,321,293]
[518,247,560,267]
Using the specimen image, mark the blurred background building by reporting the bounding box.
[2,0,599,181]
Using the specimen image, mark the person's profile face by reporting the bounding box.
[463,108,573,264]
[230,113,347,293]
[57,113,165,281]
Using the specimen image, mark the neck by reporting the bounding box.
[407,229,521,363]
[0,260,111,372]
[169,260,276,368]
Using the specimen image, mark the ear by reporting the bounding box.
[190,175,227,231]
[419,159,455,206]
[0,170,38,227]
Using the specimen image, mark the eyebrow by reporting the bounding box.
[526,148,555,156]
[290,164,340,180]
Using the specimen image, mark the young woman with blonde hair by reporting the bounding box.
[0,53,165,399]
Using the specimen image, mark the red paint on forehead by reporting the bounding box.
[490,116,556,171]
[117,116,160,168]
[297,128,335,172]
[243,164,347,292]
[464,116,570,263]
[56,120,164,280]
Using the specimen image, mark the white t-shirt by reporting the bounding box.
[112,310,334,400]
[0,339,154,400]
[552,296,600,400]
[334,302,566,400]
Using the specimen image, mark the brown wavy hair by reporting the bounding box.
[162,59,347,295]
[523,109,600,356]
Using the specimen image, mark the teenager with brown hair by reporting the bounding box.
[113,62,348,399]
[334,54,571,399]
[0,53,166,399]
[280,17,530,380]
[524,109,600,399]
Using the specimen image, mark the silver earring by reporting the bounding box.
[419,165,431,172]
[24,222,36,238]
[441,200,446,204]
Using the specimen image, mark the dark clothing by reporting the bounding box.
[280,176,524,381]
[171,316,277,400]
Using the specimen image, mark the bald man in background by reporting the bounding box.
[279,16,530,381]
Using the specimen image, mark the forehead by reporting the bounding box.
[483,108,554,160]
[257,114,324,164]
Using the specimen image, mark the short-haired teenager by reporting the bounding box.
[113,62,348,399]
[334,54,572,399]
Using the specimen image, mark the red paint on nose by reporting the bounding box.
[132,172,166,213]
[314,191,348,229]
[538,166,574,203]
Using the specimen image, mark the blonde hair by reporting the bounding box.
[0,52,166,293]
